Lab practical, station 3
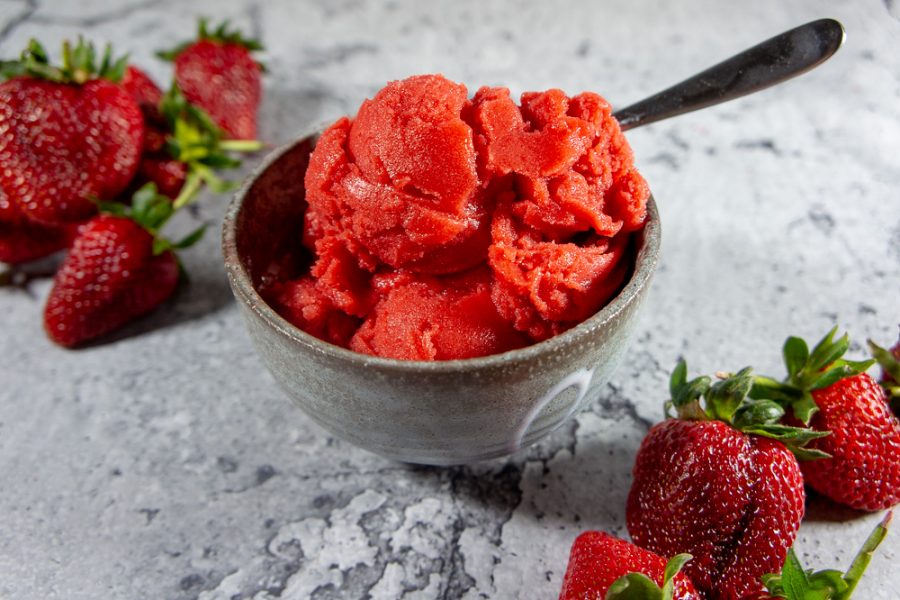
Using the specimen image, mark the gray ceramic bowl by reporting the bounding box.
[222,127,661,465]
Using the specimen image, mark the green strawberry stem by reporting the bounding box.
[748,327,877,425]
[99,182,206,259]
[838,511,892,600]
[218,139,265,152]
[762,511,891,599]
[172,171,203,211]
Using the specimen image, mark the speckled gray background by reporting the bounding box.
[1,0,899,598]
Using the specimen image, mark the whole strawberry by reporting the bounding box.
[627,363,818,600]
[159,20,263,140]
[761,328,900,511]
[43,184,203,347]
[0,39,143,225]
[559,531,700,600]
[0,187,77,265]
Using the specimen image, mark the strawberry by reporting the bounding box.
[43,184,204,347]
[868,331,900,415]
[0,186,78,265]
[159,20,263,140]
[627,363,819,600]
[559,531,701,600]
[762,511,891,599]
[0,39,144,225]
[756,328,900,511]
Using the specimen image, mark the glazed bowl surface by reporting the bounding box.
[222,127,661,465]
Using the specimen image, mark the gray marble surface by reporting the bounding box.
[2,0,899,598]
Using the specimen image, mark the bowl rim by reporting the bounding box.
[222,127,661,374]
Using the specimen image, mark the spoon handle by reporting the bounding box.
[613,18,845,131]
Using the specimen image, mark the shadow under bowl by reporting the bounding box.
[222,128,661,465]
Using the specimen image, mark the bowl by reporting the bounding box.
[222,126,661,465]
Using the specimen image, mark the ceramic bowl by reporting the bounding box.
[222,127,661,465]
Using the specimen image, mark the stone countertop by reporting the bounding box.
[1,0,899,598]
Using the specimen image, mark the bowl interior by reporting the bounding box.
[232,135,317,291]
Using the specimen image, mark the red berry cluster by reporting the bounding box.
[559,327,899,600]
[0,20,264,347]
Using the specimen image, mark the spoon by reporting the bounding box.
[613,18,845,131]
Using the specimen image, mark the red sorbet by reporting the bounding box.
[349,267,529,360]
[277,74,648,360]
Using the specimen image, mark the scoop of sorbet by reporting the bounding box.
[276,74,649,360]
[350,268,529,360]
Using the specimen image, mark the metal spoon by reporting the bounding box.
[613,18,845,131]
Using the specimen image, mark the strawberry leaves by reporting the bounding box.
[666,360,710,420]
[158,84,262,196]
[0,37,128,83]
[98,182,205,257]
[763,512,891,600]
[157,18,265,69]
[706,367,754,421]
[667,361,829,457]
[606,554,693,600]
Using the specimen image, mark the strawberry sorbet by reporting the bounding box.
[263,74,649,360]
